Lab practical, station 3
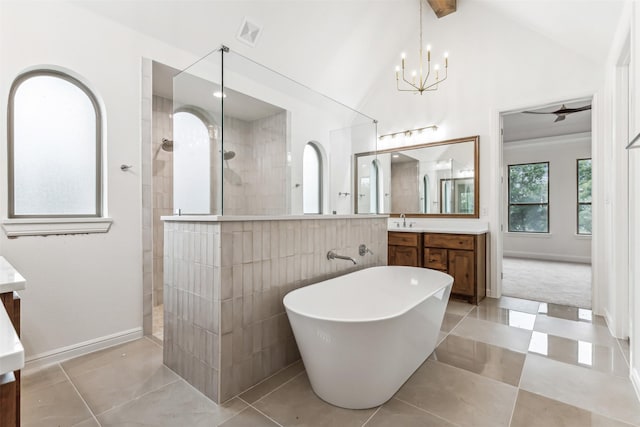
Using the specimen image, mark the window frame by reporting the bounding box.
[7,69,103,219]
[576,158,592,235]
[507,161,550,233]
[302,142,323,214]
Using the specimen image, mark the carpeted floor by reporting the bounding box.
[502,257,592,309]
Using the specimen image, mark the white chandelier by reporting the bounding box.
[395,0,449,95]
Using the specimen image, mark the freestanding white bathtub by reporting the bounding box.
[283,265,452,409]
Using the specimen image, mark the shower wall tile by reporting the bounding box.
[152,95,174,306]
[164,221,222,402]
[223,112,287,215]
[142,59,154,335]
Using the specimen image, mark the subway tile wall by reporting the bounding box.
[152,95,174,306]
[164,217,387,403]
[164,222,222,402]
[141,59,153,335]
[223,112,287,215]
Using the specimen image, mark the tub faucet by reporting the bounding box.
[359,244,374,256]
[327,250,357,265]
[400,213,406,227]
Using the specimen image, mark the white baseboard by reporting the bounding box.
[503,250,591,264]
[23,327,143,375]
[603,307,619,339]
[631,367,640,403]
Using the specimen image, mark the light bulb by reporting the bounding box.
[401,52,406,59]
[426,44,431,52]
[444,51,449,58]
[434,64,440,71]
[395,65,400,72]
[411,70,417,77]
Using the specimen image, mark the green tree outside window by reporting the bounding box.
[508,162,549,233]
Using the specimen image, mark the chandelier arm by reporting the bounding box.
[421,65,432,88]
[423,74,447,91]
[401,70,421,90]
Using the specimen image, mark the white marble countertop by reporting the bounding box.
[0,257,25,294]
[387,219,489,235]
[0,302,23,375]
[0,257,26,375]
[162,214,389,222]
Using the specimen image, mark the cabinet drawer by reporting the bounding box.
[424,248,448,270]
[424,233,474,250]
[388,232,420,247]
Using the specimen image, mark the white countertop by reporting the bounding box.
[162,214,389,222]
[0,302,23,375]
[0,257,25,375]
[0,257,25,294]
[388,219,489,235]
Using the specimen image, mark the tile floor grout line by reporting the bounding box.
[90,377,182,419]
[235,360,302,399]
[250,370,306,404]
[393,397,462,427]
[506,348,527,426]
[59,362,103,427]
[238,396,286,427]
[360,405,382,427]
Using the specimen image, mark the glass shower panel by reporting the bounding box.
[172,49,223,215]
[222,49,377,216]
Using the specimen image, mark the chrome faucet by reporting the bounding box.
[359,244,374,256]
[327,250,357,265]
[400,213,406,227]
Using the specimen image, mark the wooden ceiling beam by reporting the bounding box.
[426,0,457,18]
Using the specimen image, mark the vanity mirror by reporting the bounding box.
[354,135,479,218]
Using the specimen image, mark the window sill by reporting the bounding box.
[504,231,552,238]
[1,218,113,237]
[574,233,592,240]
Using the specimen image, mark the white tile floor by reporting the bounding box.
[22,296,638,427]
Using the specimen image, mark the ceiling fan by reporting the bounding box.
[523,104,591,122]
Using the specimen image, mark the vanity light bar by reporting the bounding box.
[378,125,438,140]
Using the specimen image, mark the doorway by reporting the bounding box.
[500,98,593,308]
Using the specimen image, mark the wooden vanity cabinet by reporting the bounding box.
[388,232,422,267]
[0,291,20,427]
[424,233,486,304]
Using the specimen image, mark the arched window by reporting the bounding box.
[303,142,323,214]
[8,70,102,217]
[173,111,212,214]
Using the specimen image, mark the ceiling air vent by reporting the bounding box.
[236,17,263,48]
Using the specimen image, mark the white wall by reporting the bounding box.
[602,0,639,395]
[0,1,200,360]
[503,133,592,263]
[359,1,603,298]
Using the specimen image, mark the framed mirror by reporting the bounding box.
[354,135,479,218]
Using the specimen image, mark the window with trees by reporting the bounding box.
[577,158,592,235]
[508,162,549,233]
[8,70,102,217]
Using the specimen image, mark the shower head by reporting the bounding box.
[223,150,235,160]
[161,138,174,152]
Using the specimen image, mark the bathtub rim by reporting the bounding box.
[283,266,453,324]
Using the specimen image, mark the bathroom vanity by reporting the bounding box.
[0,257,25,427]
[388,226,487,304]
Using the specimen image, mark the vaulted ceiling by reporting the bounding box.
[74,0,625,133]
